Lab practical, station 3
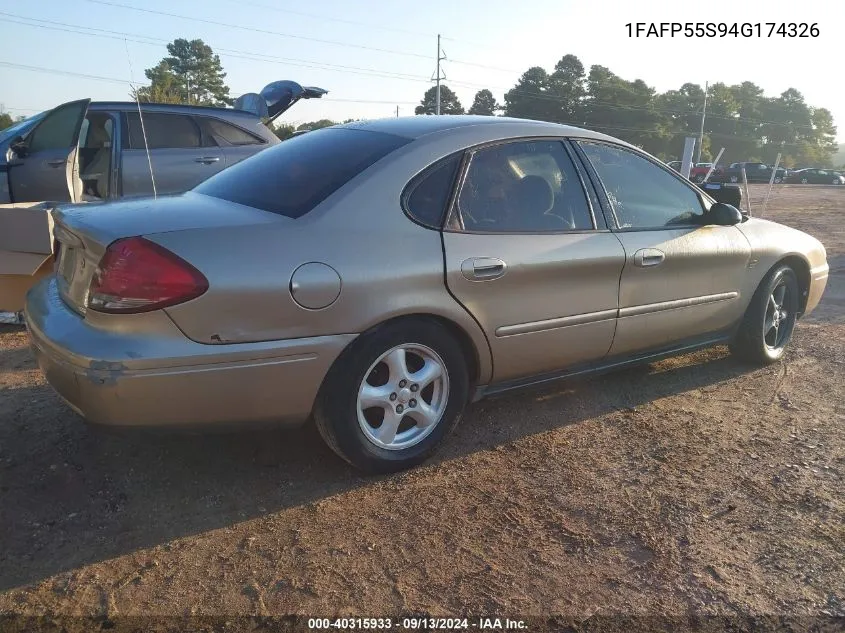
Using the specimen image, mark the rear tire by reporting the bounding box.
[313,319,470,473]
[730,265,799,365]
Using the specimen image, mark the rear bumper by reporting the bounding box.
[24,278,356,428]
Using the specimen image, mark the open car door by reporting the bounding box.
[7,99,90,203]
[234,81,327,123]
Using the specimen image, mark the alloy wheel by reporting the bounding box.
[357,344,450,450]
[763,281,793,351]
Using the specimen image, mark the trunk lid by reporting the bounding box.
[234,81,328,123]
[51,192,283,313]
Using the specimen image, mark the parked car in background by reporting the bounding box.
[717,162,787,184]
[786,168,845,185]
[666,160,682,172]
[25,116,829,473]
[689,162,724,183]
[1,81,327,204]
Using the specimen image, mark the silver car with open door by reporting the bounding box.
[2,80,327,204]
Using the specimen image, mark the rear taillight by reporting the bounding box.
[87,237,208,313]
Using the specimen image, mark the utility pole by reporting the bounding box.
[432,33,446,115]
[396,105,399,118]
[697,80,708,164]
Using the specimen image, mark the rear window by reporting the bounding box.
[194,128,410,218]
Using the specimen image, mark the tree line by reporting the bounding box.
[415,54,839,168]
[3,41,839,168]
[128,39,838,167]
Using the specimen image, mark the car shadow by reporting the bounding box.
[0,344,754,591]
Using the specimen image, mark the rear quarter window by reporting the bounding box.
[198,117,264,146]
[402,153,462,228]
[194,128,410,218]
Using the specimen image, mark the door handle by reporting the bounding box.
[461,257,507,281]
[46,159,65,168]
[195,156,221,164]
[633,248,665,268]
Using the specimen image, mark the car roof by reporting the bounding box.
[88,101,254,117]
[336,115,621,143]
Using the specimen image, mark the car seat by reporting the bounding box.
[80,119,112,199]
[508,175,556,231]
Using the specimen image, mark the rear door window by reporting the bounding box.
[124,112,201,149]
[454,140,594,232]
[194,128,410,218]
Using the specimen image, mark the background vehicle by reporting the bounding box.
[1,81,326,204]
[786,168,845,185]
[717,162,787,184]
[689,162,724,183]
[25,116,829,473]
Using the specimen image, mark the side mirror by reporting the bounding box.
[9,136,27,157]
[707,202,743,226]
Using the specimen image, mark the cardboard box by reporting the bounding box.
[0,202,56,313]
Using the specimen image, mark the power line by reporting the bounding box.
[0,61,134,85]
[0,13,433,84]
[84,0,432,60]
[327,98,417,105]
[0,61,420,107]
[1,11,825,134]
[448,59,523,74]
[212,0,435,40]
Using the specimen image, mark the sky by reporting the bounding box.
[1,0,843,141]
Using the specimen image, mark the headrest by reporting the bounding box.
[514,175,554,214]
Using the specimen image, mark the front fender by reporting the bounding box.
[736,217,828,316]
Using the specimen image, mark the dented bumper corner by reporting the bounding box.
[24,277,355,428]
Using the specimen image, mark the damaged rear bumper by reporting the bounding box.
[24,277,355,428]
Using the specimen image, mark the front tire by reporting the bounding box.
[730,265,799,364]
[313,319,470,473]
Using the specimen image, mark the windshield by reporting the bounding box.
[0,111,47,144]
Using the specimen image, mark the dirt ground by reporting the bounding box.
[1,184,843,629]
